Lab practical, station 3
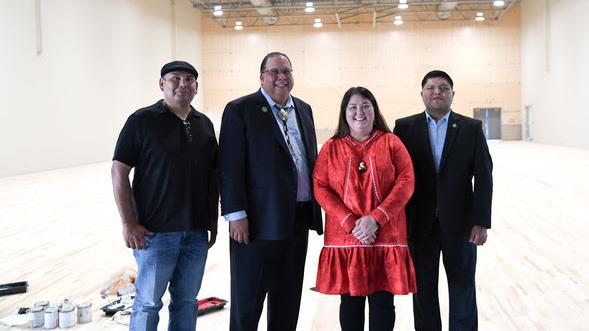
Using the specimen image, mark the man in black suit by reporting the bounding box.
[219,52,323,331]
[393,70,493,331]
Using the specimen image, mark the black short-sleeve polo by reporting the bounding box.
[113,100,218,232]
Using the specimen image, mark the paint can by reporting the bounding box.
[29,306,44,328]
[58,304,76,328]
[47,303,61,310]
[34,301,49,311]
[43,307,58,329]
[76,302,92,323]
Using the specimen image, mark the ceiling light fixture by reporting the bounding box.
[313,18,323,28]
[394,15,403,25]
[234,21,243,30]
[213,5,223,17]
[305,2,315,13]
[398,0,408,10]
[493,0,506,7]
[475,12,485,21]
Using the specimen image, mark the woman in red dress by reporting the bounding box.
[314,87,416,330]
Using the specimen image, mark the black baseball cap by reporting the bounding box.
[160,61,199,79]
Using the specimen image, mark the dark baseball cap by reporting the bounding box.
[160,61,199,79]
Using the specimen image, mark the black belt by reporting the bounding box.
[295,202,312,227]
[296,201,312,210]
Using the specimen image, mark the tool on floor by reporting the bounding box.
[0,281,28,296]
[197,297,228,316]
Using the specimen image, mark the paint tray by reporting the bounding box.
[197,297,228,316]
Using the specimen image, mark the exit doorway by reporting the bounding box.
[473,108,501,139]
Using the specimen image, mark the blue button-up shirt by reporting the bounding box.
[426,111,451,173]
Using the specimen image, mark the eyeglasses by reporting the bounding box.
[262,68,293,77]
[182,120,192,143]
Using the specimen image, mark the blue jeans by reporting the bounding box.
[130,231,208,331]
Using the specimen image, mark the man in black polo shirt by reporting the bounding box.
[111,61,218,331]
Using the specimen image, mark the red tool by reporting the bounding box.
[197,297,228,316]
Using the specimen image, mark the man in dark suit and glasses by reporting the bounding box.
[219,52,323,331]
[393,70,493,331]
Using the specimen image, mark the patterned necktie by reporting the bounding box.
[277,106,295,154]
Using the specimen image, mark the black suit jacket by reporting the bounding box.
[393,111,493,240]
[219,90,323,240]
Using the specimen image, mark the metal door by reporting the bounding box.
[473,108,501,139]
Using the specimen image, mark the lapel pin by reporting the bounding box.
[261,106,268,113]
[452,123,457,128]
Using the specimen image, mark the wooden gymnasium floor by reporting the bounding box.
[0,141,588,330]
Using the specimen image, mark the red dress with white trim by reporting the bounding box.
[314,130,416,296]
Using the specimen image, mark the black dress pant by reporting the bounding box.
[340,291,395,331]
[411,220,478,331]
[229,204,310,331]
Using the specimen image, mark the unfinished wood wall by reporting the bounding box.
[200,4,521,142]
